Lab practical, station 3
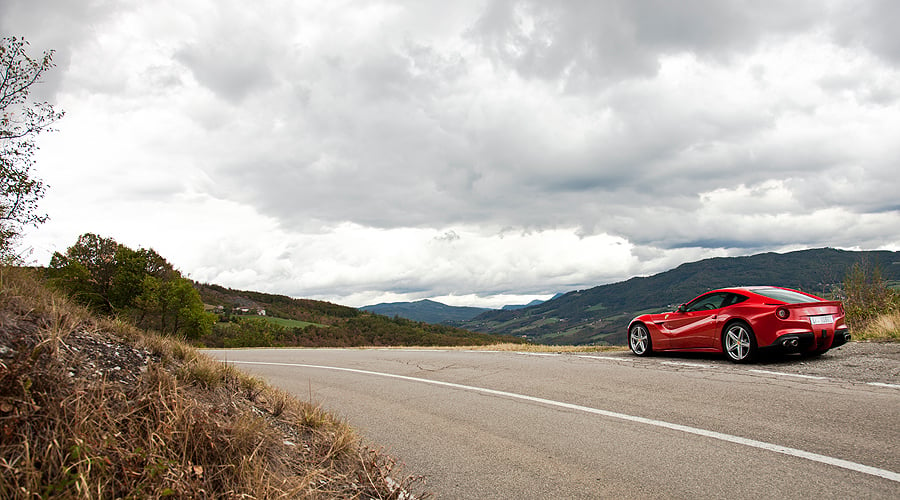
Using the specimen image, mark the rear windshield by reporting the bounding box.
[753,288,821,304]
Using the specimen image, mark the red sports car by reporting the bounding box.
[627,286,850,362]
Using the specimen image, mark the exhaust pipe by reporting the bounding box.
[782,338,799,348]
[843,332,851,342]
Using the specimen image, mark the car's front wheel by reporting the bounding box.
[629,324,652,356]
[723,321,756,363]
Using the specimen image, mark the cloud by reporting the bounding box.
[468,0,823,89]
[7,1,900,307]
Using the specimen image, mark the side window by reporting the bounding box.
[686,293,727,312]
[721,293,748,308]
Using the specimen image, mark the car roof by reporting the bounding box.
[704,286,794,296]
[715,286,782,292]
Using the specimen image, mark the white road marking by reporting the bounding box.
[748,369,828,380]
[229,360,900,483]
[517,352,560,357]
[868,382,900,389]
[574,355,632,362]
[661,361,711,368]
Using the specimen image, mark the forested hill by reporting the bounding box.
[457,248,900,346]
[195,283,525,347]
[360,299,490,324]
[197,283,358,326]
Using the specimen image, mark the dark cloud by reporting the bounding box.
[0,0,120,100]
[468,0,822,89]
[832,0,900,67]
[173,14,281,102]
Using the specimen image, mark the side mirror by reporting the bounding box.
[676,304,686,313]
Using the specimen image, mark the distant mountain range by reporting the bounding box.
[198,247,900,347]
[457,248,900,345]
[360,299,491,324]
[360,294,565,324]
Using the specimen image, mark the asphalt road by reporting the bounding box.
[204,347,900,499]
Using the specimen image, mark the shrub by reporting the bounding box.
[839,260,900,334]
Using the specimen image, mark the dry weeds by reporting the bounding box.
[852,311,900,342]
[0,267,427,499]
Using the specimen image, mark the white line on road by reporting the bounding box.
[229,360,900,483]
[517,352,560,357]
[574,355,632,362]
[868,382,900,389]
[748,369,829,380]
[661,361,711,368]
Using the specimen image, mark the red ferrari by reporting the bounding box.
[627,286,850,362]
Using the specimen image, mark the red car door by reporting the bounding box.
[656,292,728,349]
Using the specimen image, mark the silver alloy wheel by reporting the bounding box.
[629,324,649,355]
[725,323,752,361]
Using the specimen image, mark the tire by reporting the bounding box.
[723,321,757,363]
[629,323,652,356]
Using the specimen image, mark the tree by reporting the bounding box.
[49,233,214,339]
[1,36,64,259]
[49,233,121,312]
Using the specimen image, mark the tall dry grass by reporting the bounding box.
[0,266,426,498]
[851,312,900,342]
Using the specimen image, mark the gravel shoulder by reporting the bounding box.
[751,341,900,384]
[587,341,900,385]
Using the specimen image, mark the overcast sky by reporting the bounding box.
[4,0,899,308]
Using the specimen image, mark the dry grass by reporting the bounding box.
[0,266,427,499]
[851,311,900,342]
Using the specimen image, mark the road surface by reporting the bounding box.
[204,347,900,499]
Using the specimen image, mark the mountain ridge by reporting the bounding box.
[457,248,900,345]
[359,294,567,323]
[359,299,491,324]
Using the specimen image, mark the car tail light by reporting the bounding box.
[776,307,790,319]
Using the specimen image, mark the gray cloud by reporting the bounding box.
[832,0,900,66]
[468,0,823,89]
[6,0,900,305]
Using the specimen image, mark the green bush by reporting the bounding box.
[47,233,214,339]
[840,260,900,331]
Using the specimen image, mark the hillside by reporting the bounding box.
[361,299,490,324]
[195,283,525,348]
[359,294,564,324]
[0,266,423,498]
[458,248,900,346]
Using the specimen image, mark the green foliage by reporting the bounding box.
[196,282,358,325]
[840,260,900,331]
[287,313,524,348]
[1,37,64,259]
[207,317,289,348]
[48,233,214,338]
[196,306,523,349]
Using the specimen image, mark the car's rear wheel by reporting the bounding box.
[629,324,652,356]
[723,321,756,363]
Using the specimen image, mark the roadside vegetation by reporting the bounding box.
[48,233,215,339]
[44,233,525,349]
[196,282,526,349]
[839,261,900,341]
[0,265,426,498]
